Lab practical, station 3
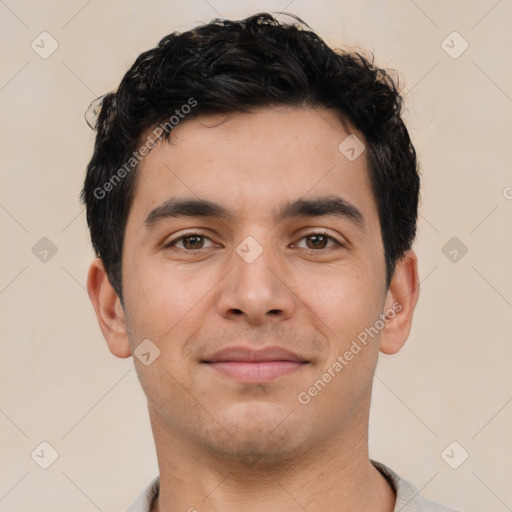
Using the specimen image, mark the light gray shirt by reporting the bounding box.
[125,460,461,511]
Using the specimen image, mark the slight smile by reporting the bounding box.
[203,346,310,384]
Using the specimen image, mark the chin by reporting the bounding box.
[207,434,302,468]
[203,401,307,466]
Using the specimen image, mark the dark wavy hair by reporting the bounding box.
[81,12,420,302]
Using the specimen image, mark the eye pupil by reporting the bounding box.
[183,235,203,250]
[307,234,328,249]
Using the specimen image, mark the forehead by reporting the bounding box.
[127,106,378,231]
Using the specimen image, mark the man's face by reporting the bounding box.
[120,106,389,463]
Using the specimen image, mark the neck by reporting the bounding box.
[148,405,396,512]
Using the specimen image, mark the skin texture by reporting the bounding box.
[87,106,419,511]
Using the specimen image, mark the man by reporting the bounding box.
[81,12,461,512]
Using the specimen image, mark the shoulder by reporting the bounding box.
[124,476,160,512]
[371,460,463,512]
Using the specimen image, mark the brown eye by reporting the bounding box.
[305,234,330,250]
[295,232,341,251]
[181,235,204,250]
[166,234,214,251]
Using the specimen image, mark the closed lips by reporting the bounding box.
[203,347,309,383]
[203,346,308,363]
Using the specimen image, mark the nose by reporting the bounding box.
[215,242,297,326]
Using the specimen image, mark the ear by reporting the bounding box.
[86,258,132,358]
[379,250,420,355]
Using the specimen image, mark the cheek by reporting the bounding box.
[293,262,382,343]
[122,262,204,405]
[123,257,217,345]
[295,269,382,418]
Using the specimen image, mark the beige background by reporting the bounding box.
[1,0,511,510]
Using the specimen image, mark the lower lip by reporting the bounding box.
[207,361,306,383]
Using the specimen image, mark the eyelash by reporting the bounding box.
[164,229,345,253]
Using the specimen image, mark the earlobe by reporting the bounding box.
[86,258,132,359]
[379,250,420,355]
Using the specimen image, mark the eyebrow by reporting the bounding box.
[144,195,366,231]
